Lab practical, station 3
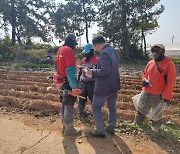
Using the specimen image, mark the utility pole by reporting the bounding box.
[172,35,174,43]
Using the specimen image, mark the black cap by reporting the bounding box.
[65,33,78,45]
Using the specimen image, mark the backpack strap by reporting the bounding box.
[155,62,163,74]
[155,61,167,84]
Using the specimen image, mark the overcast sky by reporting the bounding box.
[146,0,180,45]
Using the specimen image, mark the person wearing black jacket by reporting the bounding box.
[77,43,98,118]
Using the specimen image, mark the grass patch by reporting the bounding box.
[159,121,180,140]
[172,57,180,64]
[74,111,95,126]
[115,120,180,141]
[0,62,54,70]
[116,121,151,134]
[14,62,53,69]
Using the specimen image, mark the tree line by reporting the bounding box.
[0,0,164,60]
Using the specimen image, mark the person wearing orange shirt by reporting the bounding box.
[133,44,176,131]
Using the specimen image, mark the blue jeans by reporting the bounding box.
[92,92,117,132]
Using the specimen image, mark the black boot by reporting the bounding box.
[134,111,146,125]
[105,127,115,135]
[152,120,162,132]
[89,130,106,138]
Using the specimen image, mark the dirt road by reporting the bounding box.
[1,112,177,154]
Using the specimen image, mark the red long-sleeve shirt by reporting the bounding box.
[142,56,176,100]
[54,46,76,77]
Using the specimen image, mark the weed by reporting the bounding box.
[115,120,180,141]
[159,121,180,140]
[116,121,151,134]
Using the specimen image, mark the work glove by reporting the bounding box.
[142,79,150,87]
[71,88,82,97]
[162,98,170,103]
[71,88,80,97]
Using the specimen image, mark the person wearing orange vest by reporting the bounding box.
[54,33,81,136]
[77,43,98,118]
[133,44,176,131]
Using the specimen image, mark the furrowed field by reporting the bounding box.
[0,64,179,154]
[0,68,179,124]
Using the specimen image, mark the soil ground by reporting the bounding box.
[1,110,179,154]
[0,69,179,154]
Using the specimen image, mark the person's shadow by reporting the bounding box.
[146,128,180,153]
[62,136,79,154]
[86,133,132,154]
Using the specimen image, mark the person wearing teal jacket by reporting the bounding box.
[54,33,81,136]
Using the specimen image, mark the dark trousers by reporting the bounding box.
[60,81,76,125]
[134,91,162,127]
[78,81,95,115]
[134,111,161,127]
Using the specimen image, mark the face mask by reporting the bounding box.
[151,52,165,61]
[152,52,160,60]
[64,38,77,50]
[151,46,165,61]
[85,50,94,62]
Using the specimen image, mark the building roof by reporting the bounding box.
[164,43,180,51]
[147,43,180,56]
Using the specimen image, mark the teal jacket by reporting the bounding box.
[66,65,77,89]
[54,64,77,89]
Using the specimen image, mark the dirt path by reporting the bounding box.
[0,112,176,154]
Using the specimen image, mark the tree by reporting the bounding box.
[52,2,83,43]
[130,0,164,54]
[96,0,132,59]
[79,0,96,43]
[52,0,96,43]
[0,0,54,45]
[97,0,164,60]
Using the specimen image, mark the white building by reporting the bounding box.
[147,43,180,56]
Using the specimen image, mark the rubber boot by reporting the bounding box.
[133,111,146,125]
[62,102,82,136]
[63,123,82,136]
[151,120,162,132]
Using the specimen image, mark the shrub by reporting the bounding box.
[46,46,59,54]
[117,44,149,61]
[129,44,149,60]
[0,37,16,61]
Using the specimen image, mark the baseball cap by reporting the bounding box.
[150,44,165,52]
[82,43,94,53]
[65,33,78,45]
